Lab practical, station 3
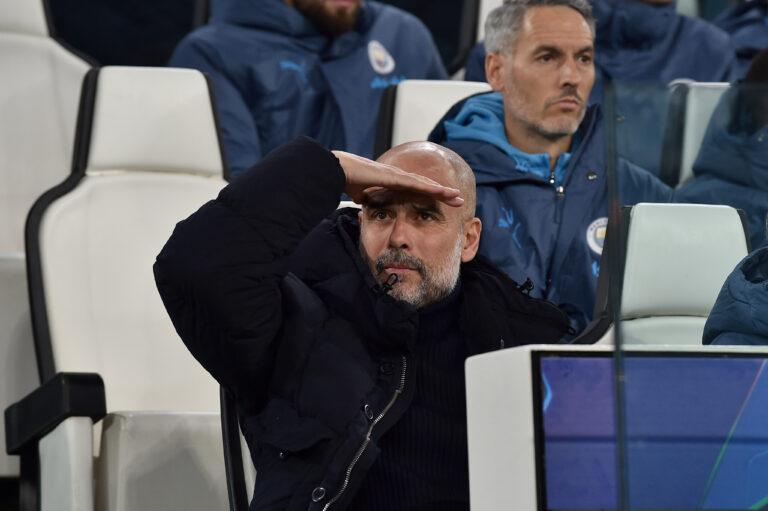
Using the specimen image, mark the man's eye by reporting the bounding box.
[579,55,593,64]
[373,211,389,220]
[419,212,435,221]
[538,54,552,62]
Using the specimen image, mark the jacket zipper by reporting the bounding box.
[321,356,407,511]
[550,168,565,197]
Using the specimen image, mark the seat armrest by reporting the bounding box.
[5,372,106,454]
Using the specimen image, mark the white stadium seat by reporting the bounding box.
[373,79,492,157]
[476,0,503,41]
[662,81,729,187]
[619,203,749,345]
[0,0,91,479]
[5,66,230,511]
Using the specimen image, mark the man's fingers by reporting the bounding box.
[335,149,464,207]
[361,185,465,208]
[375,168,461,198]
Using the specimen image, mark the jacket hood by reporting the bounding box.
[714,0,768,33]
[705,245,768,345]
[429,93,602,186]
[691,87,768,190]
[211,0,379,57]
[592,0,676,50]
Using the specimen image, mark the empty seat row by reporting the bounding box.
[4,65,229,511]
[0,0,90,481]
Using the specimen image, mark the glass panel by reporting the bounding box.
[608,80,768,510]
[536,353,768,510]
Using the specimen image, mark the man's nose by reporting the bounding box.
[560,57,582,87]
[387,217,412,249]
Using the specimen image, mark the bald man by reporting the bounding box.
[154,136,569,511]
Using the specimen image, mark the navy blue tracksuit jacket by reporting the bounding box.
[170,0,447,176]
[430,96,673,335]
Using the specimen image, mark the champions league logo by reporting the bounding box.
[586,217,608,255]
[368,40,395,75]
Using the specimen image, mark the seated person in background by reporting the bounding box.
[676,48,768,250]
[429,0,672,336]
[466,0,735,94]
[465,0,736,177]
[154,137,569,510]
[713,0,768,79]
[704,239,768,346]
[170,0,447,177]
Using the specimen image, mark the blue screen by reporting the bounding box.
[539,355,768,510]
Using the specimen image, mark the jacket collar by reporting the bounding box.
[429,94,602,187]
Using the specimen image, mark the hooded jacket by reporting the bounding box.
[714,0,768,79]
[704,244,768,345]
[429,93,673,335]
[588,0,735,98]
[154,137,570,510]
[169,0,447,176]
[675,87,768,249]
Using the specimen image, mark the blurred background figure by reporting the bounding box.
[713,0,768,79]
[676,48,768,249]
[168,0,447,177]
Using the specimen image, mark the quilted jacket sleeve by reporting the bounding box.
[154,137,346,409]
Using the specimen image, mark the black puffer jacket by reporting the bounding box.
[154,137,570,511]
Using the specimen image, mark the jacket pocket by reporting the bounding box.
[253,398,336,453]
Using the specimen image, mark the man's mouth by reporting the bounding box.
[552,97,580,107]
[383,264,418,275]
[374,251,426,279]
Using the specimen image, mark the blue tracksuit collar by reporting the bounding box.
[441,92,580,187]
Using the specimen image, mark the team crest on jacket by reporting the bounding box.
[586,217,608,255]
[368,40,395,74]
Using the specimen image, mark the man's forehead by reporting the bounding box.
[363,189,442,210]
[516,6,593,49]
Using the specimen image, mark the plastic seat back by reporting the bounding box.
[0,0,90,478]
[0,0,90,253]
[663,82,729,187]
[476,0,503,41]
[374,79,492,157]
[620,203,749,345]
[26,66,228,413]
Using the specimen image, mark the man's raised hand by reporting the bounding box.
[332,150,464,207]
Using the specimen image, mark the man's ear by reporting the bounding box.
[485,52,506,92]
[460,217,482,263]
